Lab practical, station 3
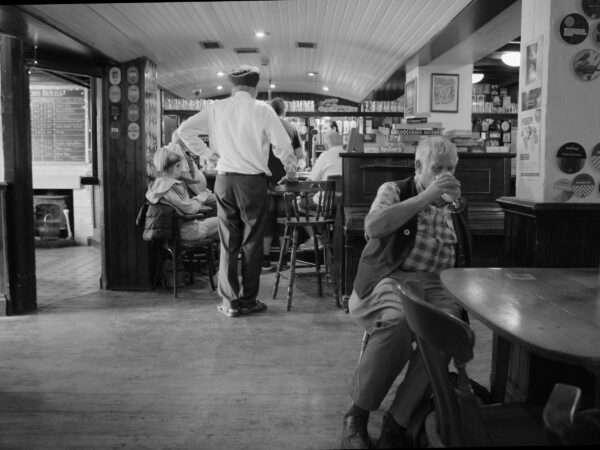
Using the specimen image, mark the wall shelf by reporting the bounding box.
[472,113,517,120]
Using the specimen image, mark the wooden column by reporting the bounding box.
[102,58,158,290]
[0,36,37,314]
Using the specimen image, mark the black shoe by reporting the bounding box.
[376,412,409,449]
[341,414,372,449]
[238,299,268,315]
[262,257,273,272]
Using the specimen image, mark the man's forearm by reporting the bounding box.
[176,114,212,158]
[364,193,430,238]
[273,145,297,175]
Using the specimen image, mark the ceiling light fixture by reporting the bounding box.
[501,51,521,67]
[472,73,484,83]
[322,86,329,91]
[254,30,269,38]
[216,85,223,90]
[307,71,318,77]
[217,71,224,76]
[270,83,276,89]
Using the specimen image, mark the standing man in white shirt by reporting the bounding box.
[175,65,298,318]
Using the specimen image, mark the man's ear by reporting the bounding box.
[414,159,422,173]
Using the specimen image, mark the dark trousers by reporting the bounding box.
[214,173,268,306]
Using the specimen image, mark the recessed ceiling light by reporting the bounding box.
[472,73,484,83]
[322,86,329,91]
[217,85,223,90]
[501,51,521,67]
[254,30,269,38]
[270,83,276,89]
[217,71,224,76]
[307,71,318,77]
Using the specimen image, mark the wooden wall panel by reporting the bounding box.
[498,197,600,406]
[0,36,37,314]
[102,58,153,290]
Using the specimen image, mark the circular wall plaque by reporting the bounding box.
[571,173,595,198]
[108,85,121,103]
[553,178,574,202]
[127,66,139,84]
[127,104,140,122]
[127,122,140,141]
[556,142,586,174]
[582,0,600,19]
[590,143,600,172]
[572,48,600,81]
[127,85,140,103]
[109,122,121,139]
[560,13,589,44]
[109,67,121,85]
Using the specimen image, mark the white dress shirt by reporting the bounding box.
[308,145,345,181]
[176,91,296,176]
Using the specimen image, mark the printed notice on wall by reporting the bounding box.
[521,36,543,111]
[30,88,87,162]
[518,109,541,177]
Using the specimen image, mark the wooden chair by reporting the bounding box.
[139,202,218,299]
[272,180,340,311]
[398,279,552,447]
[543,383,600,445]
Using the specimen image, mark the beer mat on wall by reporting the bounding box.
[591,143,600,172]
[571,173,595,198]
[556,142,586,174]
[560,13,589,44]
[572,48,600,80]
[582,0,600,19]
[553,179,574,202]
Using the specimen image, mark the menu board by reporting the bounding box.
[30,88,87,162]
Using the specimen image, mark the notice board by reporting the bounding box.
[30,88,87,162]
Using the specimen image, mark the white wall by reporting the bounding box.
[405,60,473,133]
[517,0,600,203]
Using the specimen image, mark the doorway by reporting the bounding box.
[29,68,103,308]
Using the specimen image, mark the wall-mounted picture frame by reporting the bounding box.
[431,73,459,113]
[404,79,416,115]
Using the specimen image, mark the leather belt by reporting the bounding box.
[217,171,266,177]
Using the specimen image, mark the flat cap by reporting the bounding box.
[228,65,260,87]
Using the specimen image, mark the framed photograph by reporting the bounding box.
[404,79,416,115]
[431,73,459,113]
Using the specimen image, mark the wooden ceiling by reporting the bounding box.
[8,1,522,101]
[14,0,473,102]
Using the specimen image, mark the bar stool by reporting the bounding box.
[272,180,341,311]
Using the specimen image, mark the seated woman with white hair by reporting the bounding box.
[146,144,219,241]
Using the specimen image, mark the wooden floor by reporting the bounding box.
[1,251,492,449]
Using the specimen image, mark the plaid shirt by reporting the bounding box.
[369,181,457,273]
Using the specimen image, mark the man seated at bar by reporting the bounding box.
[340,136,472,449]
[298,130,345,251]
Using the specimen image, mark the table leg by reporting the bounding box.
[490,333,511,403]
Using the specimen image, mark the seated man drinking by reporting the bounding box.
[340,136,472,449]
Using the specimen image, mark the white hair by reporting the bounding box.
[415,136,458,172]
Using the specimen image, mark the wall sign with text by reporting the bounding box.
[572,48,600,81]
[556,142,586,174]
[30,88,87,162]
[559,13,589,44]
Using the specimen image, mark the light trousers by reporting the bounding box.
[348,270,462,427]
